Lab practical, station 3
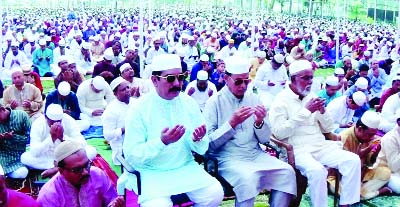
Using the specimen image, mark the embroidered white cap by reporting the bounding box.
[91,76,106,90]
[46,104,63,121]
[352,91,367,106]
[152,54,182,72]
[225,56,251,74]
[325,76,339,87]
[355,77,368,90]
[119,63,132,73]
[54,140,84,162]
[360,111,380,129]
[110,77,125,91]
[58,81,71,96]
[289,59,312,75]
[197,70,208,81]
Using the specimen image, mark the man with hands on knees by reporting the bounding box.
[123,54,223,207]
[203,56,297,207]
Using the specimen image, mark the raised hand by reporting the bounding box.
[161,125,186,145]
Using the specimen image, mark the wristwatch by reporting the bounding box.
[254,121,264,129]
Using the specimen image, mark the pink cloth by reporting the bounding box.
[7,189,39,207]
[37,166,117,207]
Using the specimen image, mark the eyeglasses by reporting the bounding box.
[155,73,187,83]
[228,76,251,86]
[64,161,92,174]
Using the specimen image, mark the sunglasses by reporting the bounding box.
[229,76,251,86]
[63,161,92,174]
[156,73,187,83]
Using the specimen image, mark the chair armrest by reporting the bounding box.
[262,142,281,158]
[116,154,141,195]
[270,136,296,168]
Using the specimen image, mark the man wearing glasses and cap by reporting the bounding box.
[37,140,124,207]
[203,56,296,207]
[123,54,224,207]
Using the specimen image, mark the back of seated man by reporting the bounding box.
[37,140,124,207]
[203,56,296,207]
[0,175,39,207]
[21,104,97,178]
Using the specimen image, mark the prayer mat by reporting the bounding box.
[82,126,104,139]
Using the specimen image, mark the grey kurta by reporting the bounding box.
[203,87,297,202]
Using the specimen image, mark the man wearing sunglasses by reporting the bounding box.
[203,56,297,207]
[37,140,124,207]
[124,54,223,207]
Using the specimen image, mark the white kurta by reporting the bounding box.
[254,62,288,108]
[379,93,400,133]
[76,79,114,126]
[269,87,361,206]
[21,114,91,169]
[203,87,297,202]
[185,80,217,111]
[123,91,218,203]
[102,99,129,165]
[326,96,355,130]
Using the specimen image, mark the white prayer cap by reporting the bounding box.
[211,33,218,38]
[58,81,71,96]
[45,36,51,41]
[91,76,106,90]
[325,76,339,86]
[252,42,259,48]
[273,54,285,64]
[364,50,371,57]
[352,91,367,106]
[57,56,69,64]
[58,39,66,46]
[257,51,266,58]
[100,30,107,35]
[114,32,121,38]
[334,68,345,75]
[38,39,46,46]
[387,41,393,47]
[103,50,114,61]
[132,31,139,36]
[246,37,252,42]
[289,60,312,75]
[360,111,380,129]
[93,35,100,41]
[46,104,63,121]
[197,70,208,81]
[152,54,181,72]
[285,55,295,65]
[11,41,19,47]
[225,56,251,74]
[110,77,125,91]
[54,140,84,162]
[355,77,368,90]
[200,54,209,62]
[81,42,91,50]
[119,63,132,73]
[188,36,194,41]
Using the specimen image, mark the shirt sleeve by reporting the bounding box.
[381,133,400,172]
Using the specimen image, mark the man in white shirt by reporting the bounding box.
[102,77,131,165]
[145,37,166,65]
[76,76,114,127]
[3,41,29,71]
[21,104,96,176]
[326,91,367,133]
[379,92,400,133]
[269,60,361,207]
[255,53,288,108]
[185,70,217,111]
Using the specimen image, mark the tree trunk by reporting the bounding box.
[289,0,293,15]
[270,0,275,11]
